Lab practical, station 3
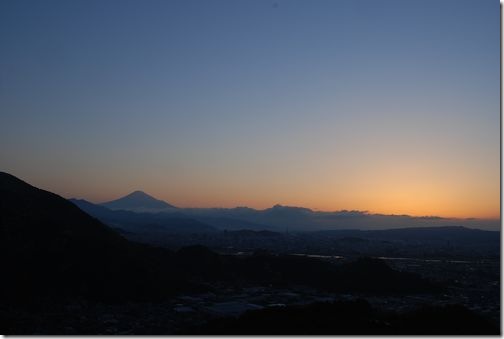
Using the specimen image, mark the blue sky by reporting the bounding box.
[0,0,499,218]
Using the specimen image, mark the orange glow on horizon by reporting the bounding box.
[19,130,499,222]
[75,185,499,220]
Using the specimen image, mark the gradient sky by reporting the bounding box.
[0,0,500,218]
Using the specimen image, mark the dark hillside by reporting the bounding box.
[0,172,193,303]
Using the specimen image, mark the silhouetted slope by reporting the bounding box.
[0,172,192,302]
[101,190,175,211]
[1,172,124,249]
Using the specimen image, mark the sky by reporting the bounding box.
[0,0,500,219]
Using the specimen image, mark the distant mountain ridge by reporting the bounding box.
[71,198,216,236]
[79,194,499,231]
[101,190,176,212]
[178,206,500,231]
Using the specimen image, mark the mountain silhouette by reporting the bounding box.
[177,206,499,231]
[70,198,216,235]
[100,190,176,212]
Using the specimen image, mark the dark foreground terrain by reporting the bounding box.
[196,300,497,335]
[0,172,500,334]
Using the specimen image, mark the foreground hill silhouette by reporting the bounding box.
[0,172,194,303]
